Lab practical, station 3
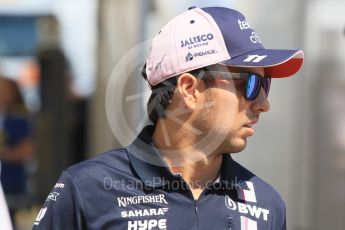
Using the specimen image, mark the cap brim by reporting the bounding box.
[222,49,304,78]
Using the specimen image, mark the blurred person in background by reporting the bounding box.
[0,75,34,227]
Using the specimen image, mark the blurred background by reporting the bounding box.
[0,0,344,229]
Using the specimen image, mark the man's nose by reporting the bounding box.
[251,87,270,113]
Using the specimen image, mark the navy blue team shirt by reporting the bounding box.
[33,126,286,229]
[1,115,32,194]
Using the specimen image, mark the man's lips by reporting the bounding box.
[242,121,257,136]
[244,119,258,128]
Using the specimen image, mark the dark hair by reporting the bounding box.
[141,64,215,124]
[0,76,27,115]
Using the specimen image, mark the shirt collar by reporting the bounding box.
[126,125,248,190]
[219,154,249,190]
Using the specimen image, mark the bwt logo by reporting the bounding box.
[225,196,270,221]
[180,33,214,47]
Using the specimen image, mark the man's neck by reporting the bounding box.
[164,154,222,199]
[153,121,222,199]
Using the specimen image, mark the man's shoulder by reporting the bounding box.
[32,149,134,229]
[64,148,133,181]
[230,159,286,227]
[231,158,285,208]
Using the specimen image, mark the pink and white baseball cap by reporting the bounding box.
[146,7,304,86]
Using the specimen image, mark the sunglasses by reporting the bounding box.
[197,68,271,101]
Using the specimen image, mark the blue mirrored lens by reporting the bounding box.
[246,74,260,100]
[263,78,271,96]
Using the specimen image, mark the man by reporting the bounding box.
[33,7,303,230]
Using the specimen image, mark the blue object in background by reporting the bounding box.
[0,16,38,56]
[1,115,32,194]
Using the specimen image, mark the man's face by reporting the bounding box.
[191,66,270,154]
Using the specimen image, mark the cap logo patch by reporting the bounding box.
[185,53,194,62]
[250,32,262,44]
[243,55,267,63]
[194,49,217,57]
[185,49,217,62]
[238,19,251,30]
[180,33,214,48]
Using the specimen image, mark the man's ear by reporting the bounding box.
[176,73,200,109]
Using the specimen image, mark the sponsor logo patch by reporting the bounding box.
[225,181,270,229]
[47,192,60,202]
[185,53,194,62]
[194,49,217,57]
[185,49,217,62]
[117,194,168,208]
[238,19,251,30]
[54,183,65,189]
[225,196,270,221]
[180,33,214,48]
[243,55,267,63]
[121,208,169,218]
[127,219,167,230]
[250,32,262,44]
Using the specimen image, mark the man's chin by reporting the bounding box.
[229,146,246,154]
[222,138,247,154]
